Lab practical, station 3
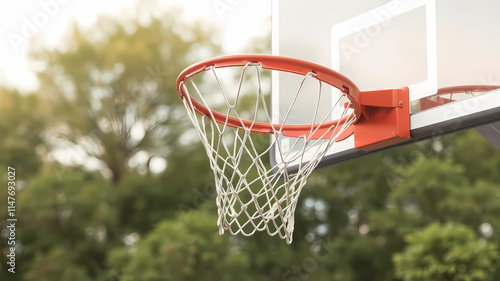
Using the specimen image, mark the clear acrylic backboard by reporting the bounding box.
[271,0,500,169]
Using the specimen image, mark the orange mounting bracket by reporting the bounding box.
[354,87,410,151]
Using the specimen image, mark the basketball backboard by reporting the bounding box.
[271,0,500,170]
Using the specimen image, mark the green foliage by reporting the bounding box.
[394,222,499,281]
[14,169,115,279]
[391,156,469,222]
[297,132,500,280]
[24,246,93,281]
[109,208,252,281]
[0,89,46,176]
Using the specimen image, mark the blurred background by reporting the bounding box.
[1,0,499,280]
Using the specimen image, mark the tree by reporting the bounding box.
[14,169,115,280]
[394,222,499,281]
[295,131,500,280]
[109,207,252,281]
[33,8,221,183]
[1,7,223,281]
[0,88,48,281]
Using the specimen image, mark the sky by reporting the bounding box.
[0,0,272,92]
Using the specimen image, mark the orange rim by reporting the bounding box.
[176,55,361,138]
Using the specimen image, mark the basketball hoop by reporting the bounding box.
[176,55,410,243]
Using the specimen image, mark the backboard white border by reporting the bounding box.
[331,0,437,101]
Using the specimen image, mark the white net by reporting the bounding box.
[179,62,356,244]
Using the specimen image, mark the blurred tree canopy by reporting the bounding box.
[1,5,500,281]
[33,8,221,184]
[394,222,498,281]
